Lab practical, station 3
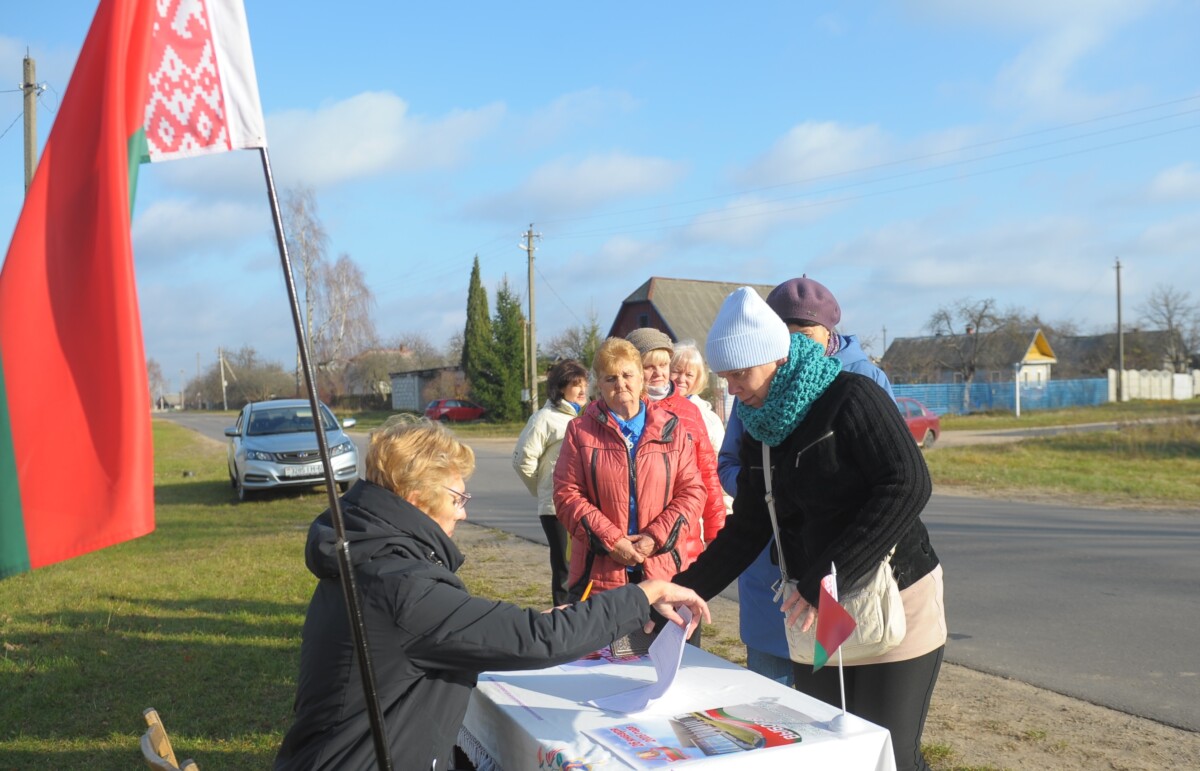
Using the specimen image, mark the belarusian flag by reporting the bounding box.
[813,573,857,671]
[0,0,265,578]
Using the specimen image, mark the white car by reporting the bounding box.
[225,399,358,502]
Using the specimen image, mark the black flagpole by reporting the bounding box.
[258,147,394,770]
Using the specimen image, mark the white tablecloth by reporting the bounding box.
[459,645,896,770]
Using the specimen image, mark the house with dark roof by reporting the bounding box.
[881,327,1057,385]
[1053,329,1189,377]
[607,277,775,350]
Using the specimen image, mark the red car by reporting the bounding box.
[897,396,940,448]
[424,398,486,422]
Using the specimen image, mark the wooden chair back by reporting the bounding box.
[140,707,199,771]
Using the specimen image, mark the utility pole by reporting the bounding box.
[22,53,42,192]
[1115,257,1125,402]
[218,347,229,410]
[521,225,541,416]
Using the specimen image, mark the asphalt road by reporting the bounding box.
[163,413,1200,732]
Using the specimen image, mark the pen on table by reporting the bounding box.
[579,580,594,602]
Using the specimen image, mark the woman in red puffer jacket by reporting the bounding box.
[625,328,727,562]
[553,338,707,599]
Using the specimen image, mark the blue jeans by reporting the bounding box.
[745,646,795,687]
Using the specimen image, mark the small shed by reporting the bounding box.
[389,366,464,412]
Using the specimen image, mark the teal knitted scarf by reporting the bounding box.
[738,333,842,447]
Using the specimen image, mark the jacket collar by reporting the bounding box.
[305,480,465,579]
[586,397,679,443]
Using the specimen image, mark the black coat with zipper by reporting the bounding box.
[275,480,653,771]
[673,371,938,607]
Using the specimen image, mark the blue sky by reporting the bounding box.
[3,1,1199,389]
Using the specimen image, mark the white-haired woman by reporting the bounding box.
[671,341,732,517]
[669,341,724,455]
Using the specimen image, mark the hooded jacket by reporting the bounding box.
[553,399,707,597]
[275,480,652,771]
[512,398,580,517]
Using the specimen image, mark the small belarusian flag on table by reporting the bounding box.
[813,572,857,672]
[0,0,265,579]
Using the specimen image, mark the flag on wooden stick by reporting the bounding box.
[0,0,266,578]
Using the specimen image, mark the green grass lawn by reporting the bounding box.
[0,422,319,769]
[940,398,1200,430]
[926,417,1200,508]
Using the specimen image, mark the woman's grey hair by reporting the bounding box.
[670,340,708,396]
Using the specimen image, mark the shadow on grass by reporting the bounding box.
[154,477,345,508]
[0,596,306,760]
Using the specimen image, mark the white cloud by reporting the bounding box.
[678,193,840,248]
[520,88,640,146]
[907,0,1154,31]
[1147,163,1200,202]
[141,91,505,196]
[1135,209,1200,256]
[464,152,688,221]
[991,27,1122,121]
[734,121,890,189]
[132,197,272,267]
[909,1,1156,121]
[268,92,505,188]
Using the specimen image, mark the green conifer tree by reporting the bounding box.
[462,256,502,414]
[492,277,528,421]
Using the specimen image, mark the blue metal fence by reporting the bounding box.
[893,378,1108,416]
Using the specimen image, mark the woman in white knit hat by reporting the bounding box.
[671,287,946,771]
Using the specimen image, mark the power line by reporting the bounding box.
[547,120,1200,242]
[537,93,1200,228]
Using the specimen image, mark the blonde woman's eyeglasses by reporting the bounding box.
[443,486,472,510]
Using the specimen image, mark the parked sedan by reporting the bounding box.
[897,396,941,448]
[424,398,486,422]
[225,399,359,502]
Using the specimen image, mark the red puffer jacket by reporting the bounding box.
[553,399,707,598]
[651,388,727,559]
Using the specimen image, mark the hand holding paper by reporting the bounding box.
[637,579,709,634]
[590,606,691,713]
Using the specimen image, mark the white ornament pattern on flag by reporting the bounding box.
[143,0,232,160]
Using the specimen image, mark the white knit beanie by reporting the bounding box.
[705,287,791,373]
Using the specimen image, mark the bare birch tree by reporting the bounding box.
[282,186,330,389]
[926,298,1003,412]
[311,253,377,399]
[1138,284,1198,372]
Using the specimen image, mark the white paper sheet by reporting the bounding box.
[589,606,691,713]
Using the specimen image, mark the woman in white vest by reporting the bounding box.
[512,359,589,605]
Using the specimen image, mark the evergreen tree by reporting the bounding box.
[461,257,502,414]
[492,277,528,421]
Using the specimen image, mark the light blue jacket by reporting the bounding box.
[718,333,896,658]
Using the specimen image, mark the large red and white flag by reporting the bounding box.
[0,0,266,578]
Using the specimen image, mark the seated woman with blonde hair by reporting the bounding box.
[276,415,708,771]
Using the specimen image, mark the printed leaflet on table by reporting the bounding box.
[585,699,838,768]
